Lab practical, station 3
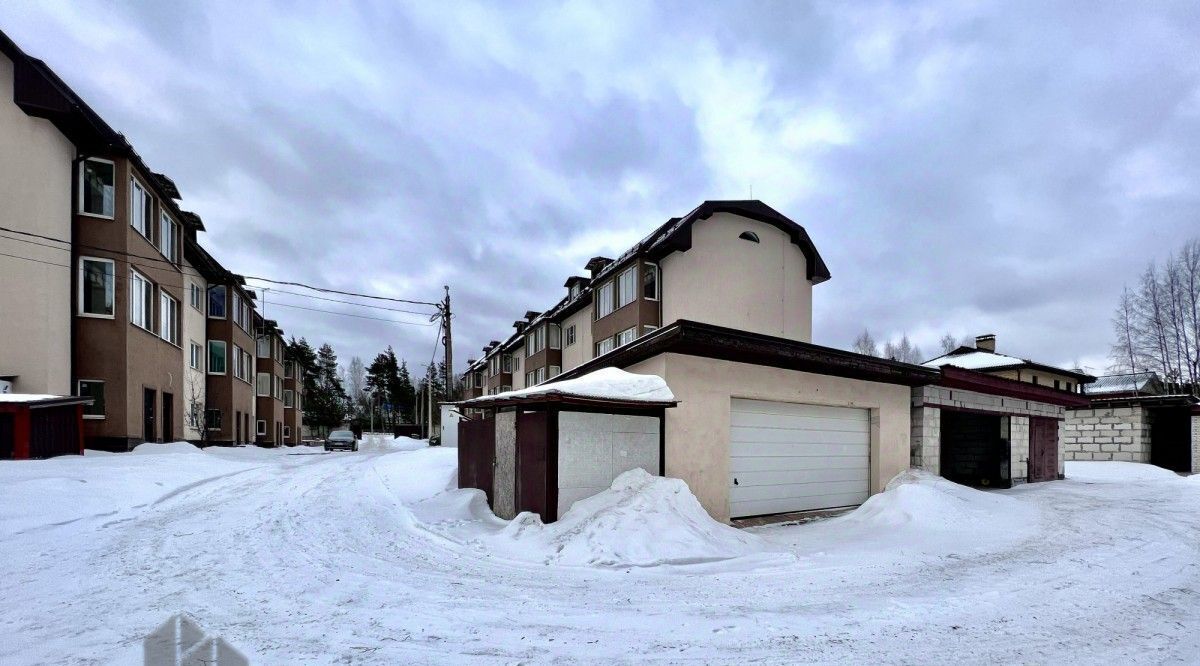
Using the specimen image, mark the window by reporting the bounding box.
[643,324,658,335]
[205,409,222,430]
[188,403,203,430]
[275,376,284,399]
[275,339,283,363]
[242,301,251,332]
[526,326,545,357]
[208,340,227,374]
[231,344,244,380]
[595,337,615,357]
[1066,382,1074,392]
[738,231,760,243]
[208,285,227,318]
[1032,376,1039,385]
[130,177,153,239]
[513,355,521,371]
[1054,379,1061,390]
[548,365,561,379]
[257,373,270,396]
[284,426,292,439]
[595,281,614,319]
[190,341,203,370]
[285,389,295,408]
[159,212,178,263]
[548,323,562,349]
[78,257,115,317]
[569,283,581,299]
[129,269,154,331]
[473,371,483,387]
[79,159,115,217]
[257,419,266,436]
[78,380,105,419]
[616,267,636,309]
[159,292,179,344]
[242,350,254,383]
[616,327,636,348]
[285,361,294,379]
[566,325,576,347]
[257,335,270,357]
[189,283,203,311]
[501,354,513,373]
[643,263,659,300]
[535,367,546,384]
[526,370,536,386]
[232,292,243,328]
[500,385,511,393]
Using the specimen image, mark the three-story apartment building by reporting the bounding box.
[255,318,287,446]
[282,349,305,445]
[464,200,941,523]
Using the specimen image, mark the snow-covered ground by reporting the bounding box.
[1,446,1198,664]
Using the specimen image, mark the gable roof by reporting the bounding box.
[1085,372,1160,396]
[922,347,1095,383]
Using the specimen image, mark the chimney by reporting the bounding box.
[975,334,996,352]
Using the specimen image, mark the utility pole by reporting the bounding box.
[427,364,435,440]
[442,285,453,400]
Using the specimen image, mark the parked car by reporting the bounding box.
[325,430,358,452]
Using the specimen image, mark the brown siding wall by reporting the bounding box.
[590,258,661,352]
[204,284,256,444]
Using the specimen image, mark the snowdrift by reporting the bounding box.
[359,433,428,453]
[1066,461,1185,483]
[130,441,204,455]
[490,469,770,568]
[845,469,1036,534]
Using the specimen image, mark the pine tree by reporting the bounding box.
[396,360,415,423]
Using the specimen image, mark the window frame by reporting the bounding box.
[595,336,615,357]
[208,285,227,319]
[158,211,179,263]
[77,256,116,319]
[77,379,106,419]
[189,282,203,311]
[129,176,154,240]
[257,335,270,358]
[616,326,636,348]
[594,281,614,320]
[284,389,295,408]
[129,268,155,332]
[207,340,228,375]
[642,262,659,301]
[257,419,267,436]
[159,291,179,345]
[616,266,636,309]
[257,373,270,397]
[565,324,576,347]
[189,341,204,371]
[78,158,117,219]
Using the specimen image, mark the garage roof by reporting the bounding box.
[458,368,678,410]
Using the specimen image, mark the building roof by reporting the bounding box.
[936,366,1091,408]
[1084,372,1159,395]
[0,394,94,408]
[457,367,678,410]
[557,320,940,387]
[922,347,1095,383]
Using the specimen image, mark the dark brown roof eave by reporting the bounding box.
[556,320,940,387]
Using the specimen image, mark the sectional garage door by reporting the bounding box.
[730,399,870,518]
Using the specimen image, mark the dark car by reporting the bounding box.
[325,430,358,452]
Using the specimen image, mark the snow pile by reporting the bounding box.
[0,394,62,403]
[359,433,428,453]
[483,468,773,568]
[1066,461,1184,483]
[845,469,1036,534]
[130,441,204,455]
[462,367,674,404]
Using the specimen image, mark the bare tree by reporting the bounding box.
[883,334,924,364]
[184,373,209,447]
[938,333,962,354]
[347,356,366,406]
[852,329,880,357]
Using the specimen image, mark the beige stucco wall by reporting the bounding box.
[182,264,207,440]
[511,351,526,390]
[660,212,813,343]
[626,352,911,523]
[0,54,75,395]
[560,307,593,372]
[988,368,1080,391]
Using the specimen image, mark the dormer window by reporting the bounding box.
[738,231,760,243]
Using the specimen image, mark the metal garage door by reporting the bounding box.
[730,399,870,518]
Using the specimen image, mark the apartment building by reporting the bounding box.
[1,33,88,396]
[282,350,305,445]
[1,30,307,451]
[255,317,287,446]
[464,200,940,523]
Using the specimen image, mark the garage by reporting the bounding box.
[730,399,870,518]
[940,409,1009,488]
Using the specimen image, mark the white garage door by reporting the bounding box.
[730,399,870,518]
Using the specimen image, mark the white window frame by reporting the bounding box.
[189,341,203,371]
[78,158,116,219]
[283,425,292,439]
[284,361,294,379]
[159,211,178,263]
[129,176,153,239]
[257,419,267,436]
[159,291,179,345]
[642,262,659,301]
[595,337,615,357]
[616,266,636,309]
[284,389,295,408]
[77,256,116,319]
[77,379,105,420]
[257,335,270,358]
[257,373,270,397]
[243,350,254,384]
[129,269,154,332]
[208,285,227,319]
[548,323,562,350]
[616,326,636,348]
[232,292,243,328]
[595,280,614,319]
[548,365,561,379]
[207,340,227,375]
[189,282,203,311]
[565,324,576,347]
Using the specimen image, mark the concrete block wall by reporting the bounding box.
[1063,406,1150,462]
[1192,415,1200,474]
[913,386,1064,419]
[493,411,517,519]
[910,406,940,474]
[1009,416,1029,483]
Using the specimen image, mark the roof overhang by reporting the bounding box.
[1086,394,1200,409]
[456,393,676,411]
[938,366,1091,408]
[556,320,940,387]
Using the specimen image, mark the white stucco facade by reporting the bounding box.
[0,53,75,395]
[182,264,208,441]
[660,213,814,343]
[560,307,594,373]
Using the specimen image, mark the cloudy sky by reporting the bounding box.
[4,1,1198,374]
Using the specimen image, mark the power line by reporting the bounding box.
[259,300,439,326]
[243,286,439,317]
[243,275,441,308]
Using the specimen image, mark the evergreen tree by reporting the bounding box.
[396,360,415,423]
[307,343,349,434]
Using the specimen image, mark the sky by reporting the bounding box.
[3,0,1199,375]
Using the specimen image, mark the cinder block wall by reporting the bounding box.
[910,406,940,474]
[1009,416,1029,483]
[1063,406,1150,462]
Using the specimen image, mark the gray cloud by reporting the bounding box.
[3,0,1198,375]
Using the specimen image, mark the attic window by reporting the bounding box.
[738,231,760,243]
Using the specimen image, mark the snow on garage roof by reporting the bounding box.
[1085,372,1158,395]
[922,350,1027,371]
[459,368,676,407]
[0,394,61,403]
